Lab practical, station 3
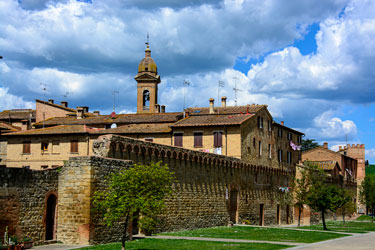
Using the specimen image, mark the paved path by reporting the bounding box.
[33,244,88,250]
[286,232,375,250]
[147,235,305,246]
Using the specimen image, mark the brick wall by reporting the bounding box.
[0,167,58,244]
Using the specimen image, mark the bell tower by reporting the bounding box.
[135,40,161,113]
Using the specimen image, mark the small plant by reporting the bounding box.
[22,236,32,242]
[9,235,18,245]
[242,219,251,225]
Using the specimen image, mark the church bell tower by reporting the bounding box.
[135,40,161,113]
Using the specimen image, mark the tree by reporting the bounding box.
[302,139,319,152]
[293,166,310,226]
[360,175,375,223]
[93,162,175,250]
[305,165,342,230]
[332,189,355,225]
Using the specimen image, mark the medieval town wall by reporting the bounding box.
[0,167,58,245]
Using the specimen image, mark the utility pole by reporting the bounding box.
[112,90,119,112]
[218,80,225,106]
[183,80,190,111]
[40,83,47,99]
[232,77,242,106]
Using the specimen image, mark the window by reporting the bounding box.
[278,128,283,137]
[268,120,272,132]
[41,141,49,152]
[258,141,262,156]
[23,141,31,154]
[278,149,283,162]
[287,132,292,141]
[41,165,48,169]
[213,131,223,147]
[258,116,263,128]
[70,140,78,153]
[268,144,272,159]
[297,135,302,144]
[253,138,256,147]
[52,140,60,154]
[287,151,292,164]
[174,133,183,147]
[145,138,154,142]
[194,132,203,148]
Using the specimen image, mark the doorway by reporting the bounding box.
[259,204,264,226]
[286,205,290,224]
[229,189,238,223]
[276,205,280,224]
[45,194,57,240]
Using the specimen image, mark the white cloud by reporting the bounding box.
[0,87,34,110]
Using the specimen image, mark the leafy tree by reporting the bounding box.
[93,162,175,250]
[302,139,319,152]
[305,164,343,230]
[333,189,355,225]
[292,166,310,226]
[360,175,375,222]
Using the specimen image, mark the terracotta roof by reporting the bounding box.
[34,112,183,128]
[4,125,103,136]
[172,114,254,127]
[0,122,21,132]
[185,104,267,115]
[0,109,35,120]
[273,122,304,135]
[304,160,341,171]
[36,99,76,112]
[94,123,172,134]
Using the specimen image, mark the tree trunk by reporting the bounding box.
[322,210,327,230]
[298,207,302,227]
[122,215,129,250]
[342,207,346,225]
[372,208,374,223]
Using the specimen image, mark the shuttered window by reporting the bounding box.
[174,133,183,147]
[213,131,223,147]
[70,140,78,153]
[23,141,31,154]
[278,149,283,162]
[194,132,203,148]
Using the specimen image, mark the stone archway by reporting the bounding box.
[45,194,57,240]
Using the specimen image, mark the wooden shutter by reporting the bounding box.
[23,141,31,154]
[194,132,202,147]
[70,140,78,153]
[174,133,183,147]
[214,132,223,147]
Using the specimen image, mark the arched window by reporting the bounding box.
[143,90,150,109]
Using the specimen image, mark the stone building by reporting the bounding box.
[0,43,305,246]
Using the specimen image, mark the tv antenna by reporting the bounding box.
[112,90,119,112]
[232,77,242,106]
[63,92,72,100]
[218,80,225,106]
[40,83,47,98]
[183,80,190,111]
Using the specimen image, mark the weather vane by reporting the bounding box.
[146,33,149,46]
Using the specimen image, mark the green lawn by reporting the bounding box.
[160,226,348,243]
[356,215,374,221]
[78,239,289,250]
[299,220,375,233]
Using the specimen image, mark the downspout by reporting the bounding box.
[225,126,228,156]
[86,134,90,156]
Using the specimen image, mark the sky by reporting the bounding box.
[0,0,374,162]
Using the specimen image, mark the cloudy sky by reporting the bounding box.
[1,0,374,162]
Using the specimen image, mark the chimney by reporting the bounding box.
[161,105,166,113]
[323,142,328,149]
[61,101,68,107]
[155,104,160,113]
[339,146,342,150]
[48,99,54,104]
[21,120,28,131]
[93,111,100,116]
[221,96,227,108]
[280,121,284,126]
[82,106,89,113]
[76,107,84,119]
[209,98,214,114]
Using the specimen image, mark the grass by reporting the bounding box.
[356,215,374,221]
[78,239,289,250]
[159,226,348,243]
[299,220,375,233]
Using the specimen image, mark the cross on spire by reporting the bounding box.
[146,33,150,47]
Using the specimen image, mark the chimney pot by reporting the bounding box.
[280,121,284,126]
[209,98,214,114]
[60,101,68,107]
[221,96,227,108]
[155,104,160,113]
[93,111,100,116]
[48,99,54,104]
[323,142,328,149]
[161,105,166,113]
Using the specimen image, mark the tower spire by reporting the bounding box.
[145,33,151,57]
